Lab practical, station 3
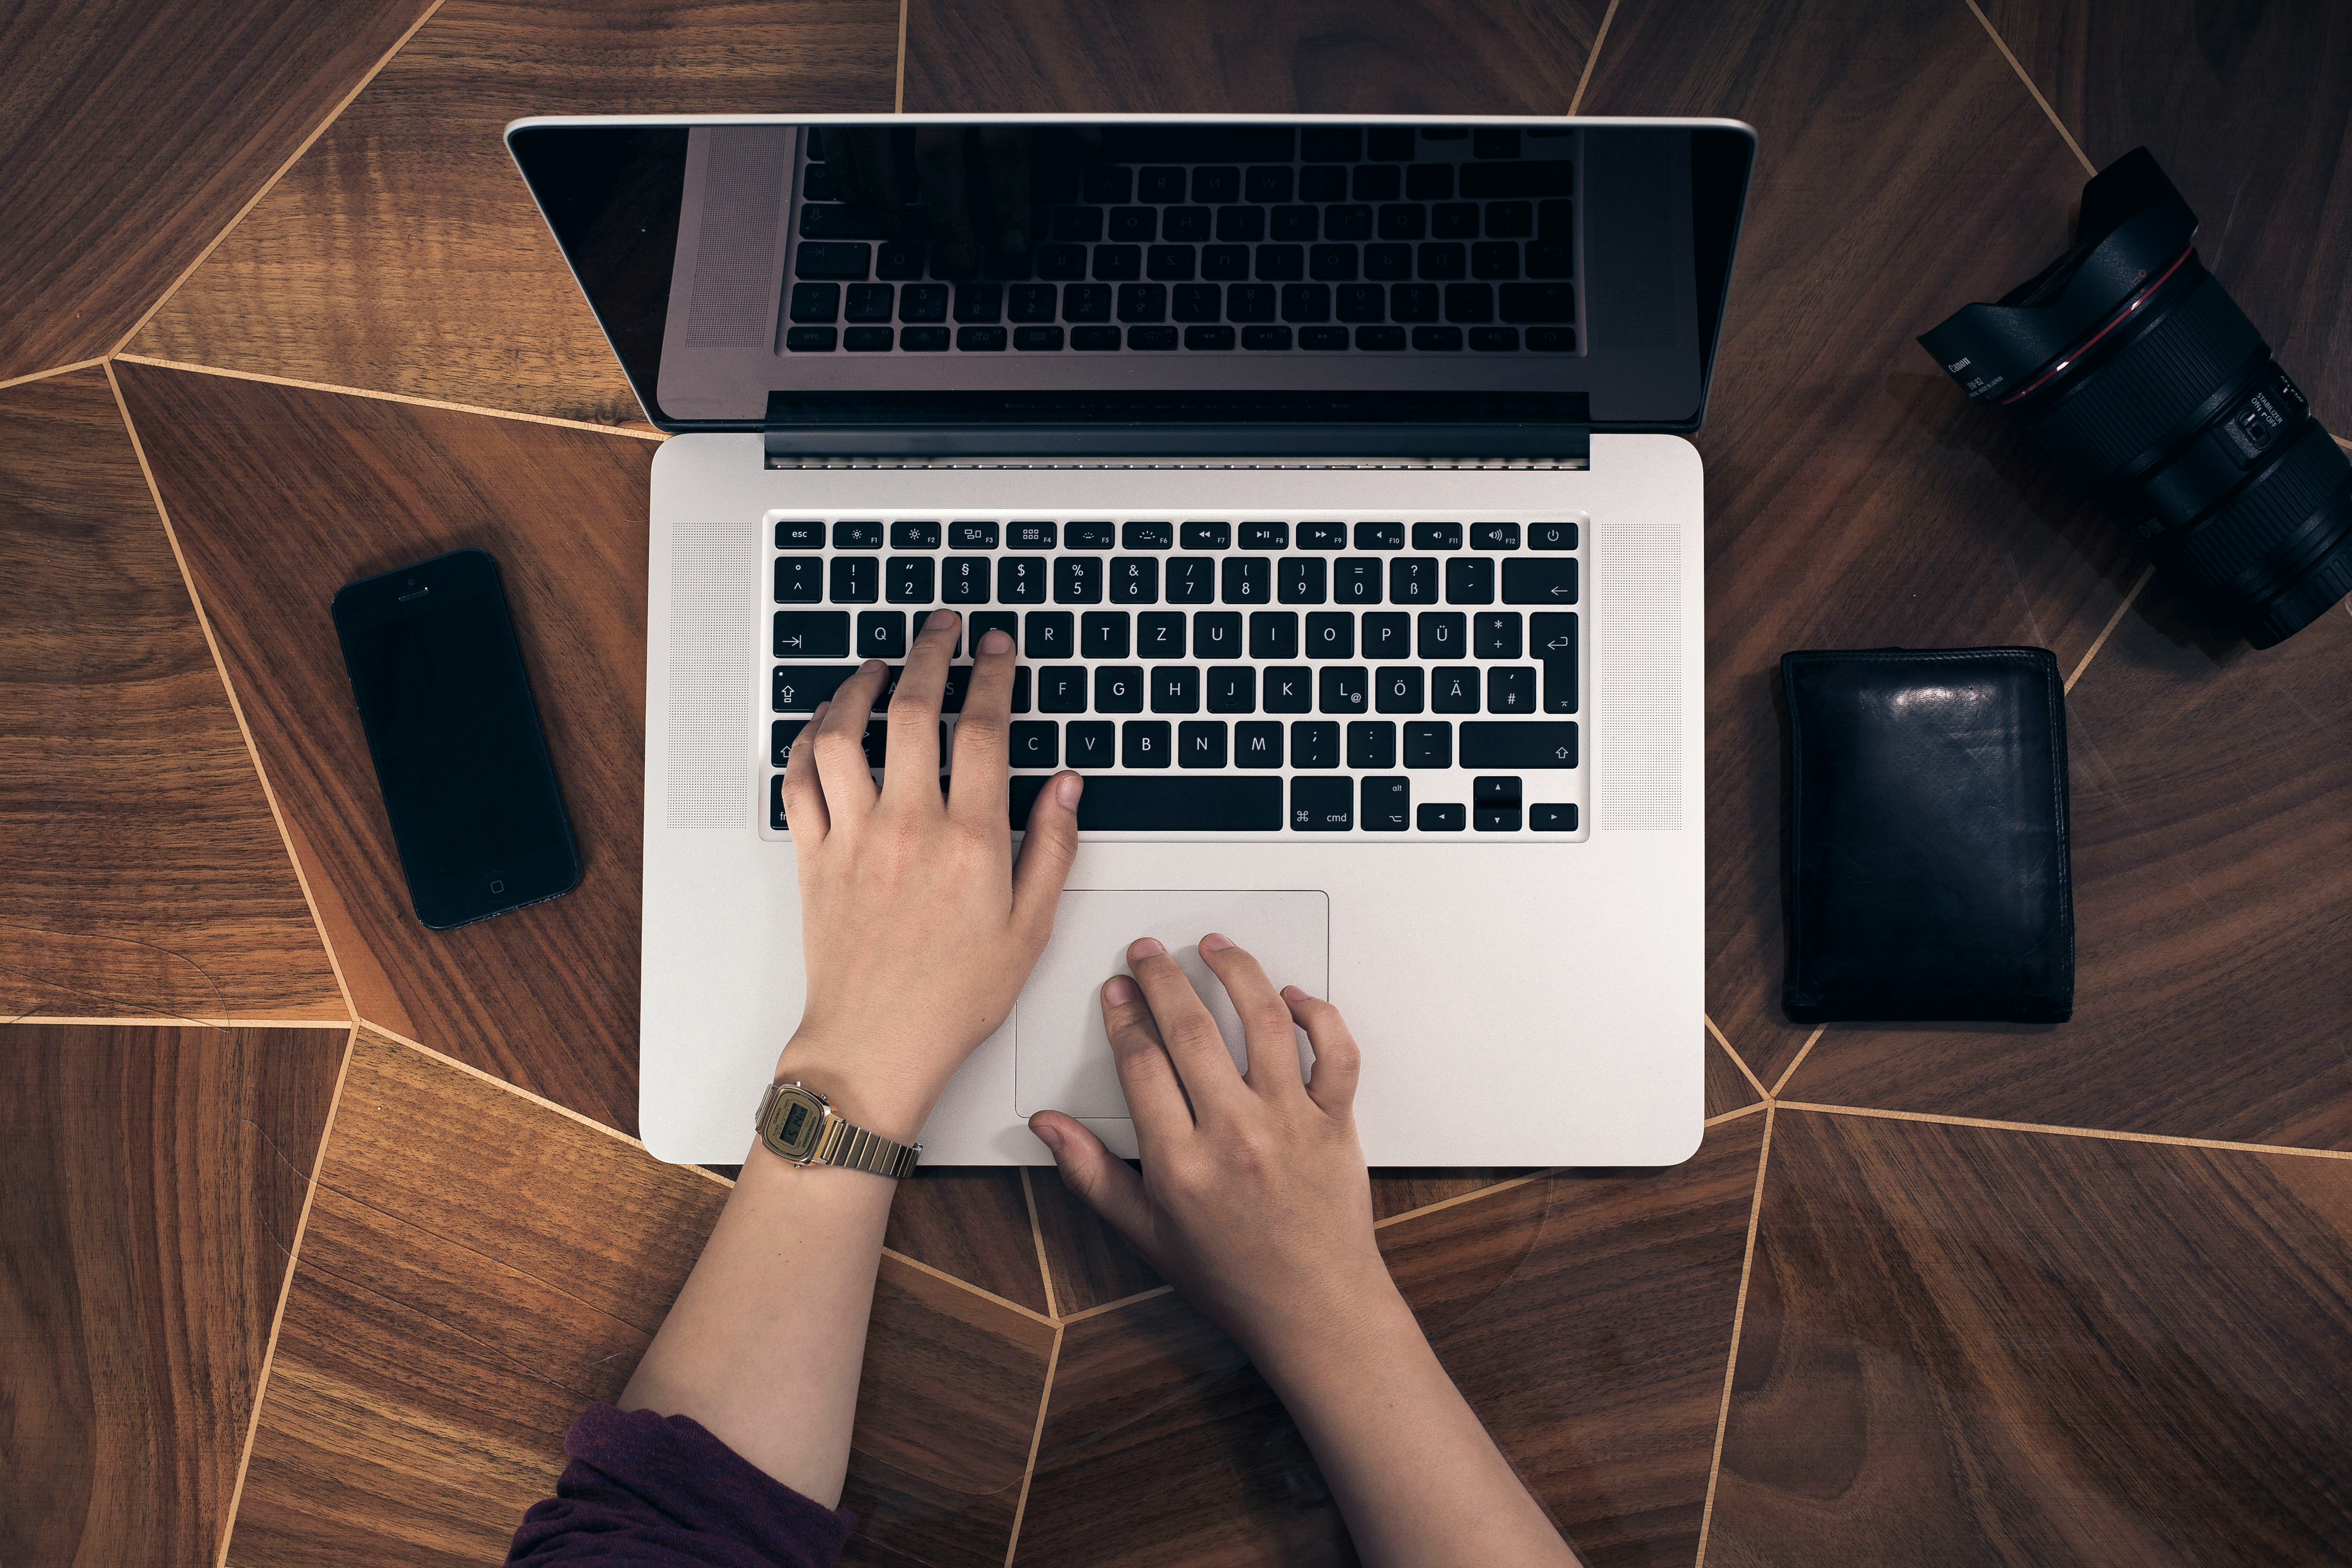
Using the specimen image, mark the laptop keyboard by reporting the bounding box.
[782,125,1578,358]
[765,515,1585,836]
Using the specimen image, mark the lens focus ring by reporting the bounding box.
[2027,270,2263,484]
[2163,420,2352,605]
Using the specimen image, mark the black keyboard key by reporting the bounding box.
[1083,166,1132,203]
[1404,721,1451,768]
[1389,558,1438,605]
[830,556,878,603]
[772,664,861,712]
[1527,241,1573,280]
[1183,324,1237,351]
[1362,612,1410,660]
[1532,804,1578,831]
[1037,244,1088,279]
[890,520,942,549]
[1066,721,1116,769]
[1406,163,1452,200]
[1222,556,1271,604]
[1538,199,1573,241]
[1138,166,1184,202]
[1377,203,1425,241]
[1207,664,1255,713]
[1499,283,1576,324]
[1334,558,1382,604]
[937,664,972,713]
[1243,324,1293,350]
[1011,721,1059,769]
[1460,160,1572,199]
[1147,243,1197,279]
[1236,720,1283,767]
[1418,802,1465,831]
[846,283,895,322]
[1337,282,1383,321]
[1356,324,1406,351]
[795,242,869,280]
[1173,282,1221,322]
[1109,206,1155,243]
[1291,722,1341,770]
[775,557,823,603]
[1418,241,1467,280]
[1112,557,1160,604]
[1152,665,1201,714]
[772,717,806,768]
[1054,557,1103,604]
[1037,665,1087,713]
[997,557,1046,604]
[1469,326,1519,351]
[1081,610,1130,659]
[1290,775,1351,831]
[1472,128,1521,159]
[1431,666,1480,713]
[1300,325,1349,350]
[886,558,934,604]
[1444,283,1493,323]
[1432,203,1479,240]
[1532,612,1578,713]
[774,611,849,658]
[776,519,825,550]
[1240,522,1287,550]
[1011,666,1031,713]
[951,521,998,550]
[1094,245,1142,281]
[1248,610,1298,660]
[1216,206,1265,243]
[1412,521,1462,551]
[1123,720,1171,769]
[1483,204,1533,242]
[1063,283,1112,322]
[1324,205,1372,241]
[1311,245,1358,282]
[1138,611,1185,658]
[1305,611,1354,660]
[1281,283,1331,323]
[1246,165,1293,203]
[1014,325,1066,351]
[1299,522,1348,551]
[1096,665,1145,713]
[1255,245,1305,282]
[1182,521,1231,550]
[1361,776,1410,832]
[1529,521,1579,550]
[1487,667,1536,713]
[1168,559,1217,604]
[1052,209,1105,245]
[1471,522,1520,550]
[1271,205,1318,243]
[1123,522,1174,550]
[1446,557,1495,604]
[1417,611,1465,660]
[1475,611,1523,660]
[956,325,1007,351]
[1119,282,1167,322]
[1065,521,1115,550]
[901,325,950,351]
[1347,721,1396,770]
[834,519,884,549]
[1319,666,1368,714]
[1472,241,1519,279]
[1003,521,1054,550]
[1193,166,1240,203]
[1503,558,1578,604]
[1072,324,1123,350]
[790,282,840,322]
[1010,773,1282,830]
[970,611,1018,650]
[1461,721,1577,768]
[1376,666,1424,713]
[1353,521,1403,550]
[1193,611,1243,660]
[1365,242,1413,280]
[1025,612,1075,660]
[1007,283,1057,323]
[1179,720,1227,769]
[1280,557,1327,603]
[1263,666,1311,713]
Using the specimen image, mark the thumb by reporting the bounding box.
[1030,1111,1153,1258]
[1012,771,1084,936]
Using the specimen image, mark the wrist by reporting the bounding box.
[1240,1266,1421,1396]
[770,1032,947,1144]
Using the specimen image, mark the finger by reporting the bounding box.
[1011,771,1083,940]
[1285,985,1362,1116]
[811,660,887,827]
[947,626,1015,828]
[1197,933,1306,1098]
[1029,1112,1155,1260]
[882,609,956,804]
[1126,938,1246,1115]
[1098,974,1193,1142]
[976,125,1033,261]
[916,126,977,277]
[778,700,830,846]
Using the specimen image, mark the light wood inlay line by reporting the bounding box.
[0,358,107,392]
[894,0,910,114]
[1056,1283,1175,1325]
[107,0,451,358]
[1964,0,2096,177]
[1003,1324,1063,1568]
[105,359,360,1025]
[113,355,667,441]
[2065,564,2156,691]
[1780,1101,2352,1161]
[213,1026,359,1568]
[1371,1168,1555,1231]
[1768,1025,1827,1097]
[0,1016,355,1029]
[1692,1104,1774,1568]
[1566,0,1621,117]
[1020,1166,1063,1320]
[1705,1012,1772,1100]
[1706,1100,1770,1128]
[881,1246,1059,1329]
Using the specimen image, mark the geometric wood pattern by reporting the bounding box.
[0,1025,346,1568]
[0,368,344,1025]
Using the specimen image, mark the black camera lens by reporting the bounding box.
[1922,148,2352,648]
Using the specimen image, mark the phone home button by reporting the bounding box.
[488,878,506,895]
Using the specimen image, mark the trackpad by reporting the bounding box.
[1014,890,1330,1119]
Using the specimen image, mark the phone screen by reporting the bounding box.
[331,549,581,929]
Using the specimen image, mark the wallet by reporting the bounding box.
[1781,647,2074,1024]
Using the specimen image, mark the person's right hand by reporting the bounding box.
[1028,935,1394,1366]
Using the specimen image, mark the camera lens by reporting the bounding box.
[1922,148,2352,648]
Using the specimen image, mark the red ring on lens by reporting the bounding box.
[1999,245,2198,406]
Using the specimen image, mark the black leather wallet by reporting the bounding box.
[1782,648,2074,1024]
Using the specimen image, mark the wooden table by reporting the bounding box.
[5,1,2350,1563]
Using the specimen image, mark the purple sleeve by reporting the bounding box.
[507,1402,857,1567]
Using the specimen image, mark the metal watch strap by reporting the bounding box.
[757,1081,921,1179]
[812,1114,922,1180]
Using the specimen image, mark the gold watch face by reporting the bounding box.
[766,1086,828,1161]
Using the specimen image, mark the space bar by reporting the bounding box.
[1008,775,1285,831]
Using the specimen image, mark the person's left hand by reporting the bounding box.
[775,610,1082,1138]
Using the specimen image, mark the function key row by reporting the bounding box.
[777,520,1576,551]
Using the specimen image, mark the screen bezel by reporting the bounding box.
[330,548,583,930]
[506,113,1755,441]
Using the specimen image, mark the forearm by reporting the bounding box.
[1256,1287,1582,1568]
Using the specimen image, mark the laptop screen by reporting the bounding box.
[508,117,1751,448]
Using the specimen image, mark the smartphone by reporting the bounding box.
[330,548,582,929]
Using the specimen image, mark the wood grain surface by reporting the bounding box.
[0,1024,345,1568]
[1788,596,2352,1148]
[1709,1109,2352,1566]
[886,1169,1052,1316]
[1981,0,2352,430]
[1575,0,2144,1091]
[0,367,344,1024]
[116,362,653,1130]
[1020,1114,1766,1567]
[0,0,432,382]
[127,0,899,429]
[903,0,1609,115]
[228,1030,1056,1567]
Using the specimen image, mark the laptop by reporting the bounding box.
[507,114,1754,1166]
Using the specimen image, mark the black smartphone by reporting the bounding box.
[330,548,582,929]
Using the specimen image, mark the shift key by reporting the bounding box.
[1502,558,1578,604]
[1458,721,1578,768]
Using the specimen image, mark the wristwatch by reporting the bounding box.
[756,1080,922,1179]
